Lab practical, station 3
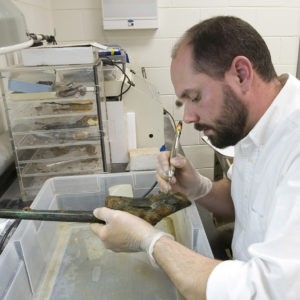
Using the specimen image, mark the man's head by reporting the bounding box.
[172,16,276,82]
[171,16,277,148]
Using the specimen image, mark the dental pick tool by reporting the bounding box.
[168,121,182,184]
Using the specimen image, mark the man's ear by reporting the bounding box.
[228,56,253,94]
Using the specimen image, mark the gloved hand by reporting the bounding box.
[156,151,212,201]
[90,207,172,254]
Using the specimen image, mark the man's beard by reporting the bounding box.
[194,85,248,148]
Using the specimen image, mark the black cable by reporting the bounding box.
[102,57,133,99]
[119,81,133,97]
[119,70,135,100]
[0,198,32,253]
[120,72,126,101]
[142,181,158,198]
[112,62,133,98]
[0,219,20,254]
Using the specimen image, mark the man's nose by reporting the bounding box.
[183,103,199,124]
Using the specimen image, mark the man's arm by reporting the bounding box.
[152,178,233,299]
[196,178,234,221]
[91,153,234,299]
[91,208,222,300]
[154,236,221,300]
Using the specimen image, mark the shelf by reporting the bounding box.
[17,143,101,162]
[19,157,104,177]
[10,114,99,133]
[13,128,102,149]
[21,169,102,191]
[7,93,97,118]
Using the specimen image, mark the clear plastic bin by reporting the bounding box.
[0,172,213,300]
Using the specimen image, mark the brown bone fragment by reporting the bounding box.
[106,192,191,225]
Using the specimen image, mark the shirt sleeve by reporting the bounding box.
[207,155,300,300]
[206,260,254,299]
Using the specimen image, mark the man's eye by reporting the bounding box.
[191,96,200,103]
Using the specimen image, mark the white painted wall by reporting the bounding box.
[13,0,54,35]
[1,0,300,178]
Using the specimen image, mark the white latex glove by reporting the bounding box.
[156,152,212,201]
[91,207,173,256]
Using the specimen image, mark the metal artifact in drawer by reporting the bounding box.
[13,127,102,148]
[17,143,101,162]
[7,93,97,117]
[10,114,99,132]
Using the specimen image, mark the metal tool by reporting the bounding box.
[168,121,182,184]
[0,208,104,223]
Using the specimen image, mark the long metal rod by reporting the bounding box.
[0,209,105,223]
[168,121,182,184]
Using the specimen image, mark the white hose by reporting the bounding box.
[0,38,34,55]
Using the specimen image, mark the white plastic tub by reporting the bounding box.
[0,171,213,300]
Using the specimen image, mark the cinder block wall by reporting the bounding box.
[2,0,300,179]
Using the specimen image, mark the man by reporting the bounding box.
[91,16,300,299]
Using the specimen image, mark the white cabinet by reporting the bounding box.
[101,0,158,30]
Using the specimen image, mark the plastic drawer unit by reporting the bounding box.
[0,63,111,201]
[0,172,213,300]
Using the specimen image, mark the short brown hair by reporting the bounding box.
[172,16,277,82]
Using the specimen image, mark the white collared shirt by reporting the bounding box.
[207,74,300,299]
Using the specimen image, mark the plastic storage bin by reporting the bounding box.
[0,172,213,300]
